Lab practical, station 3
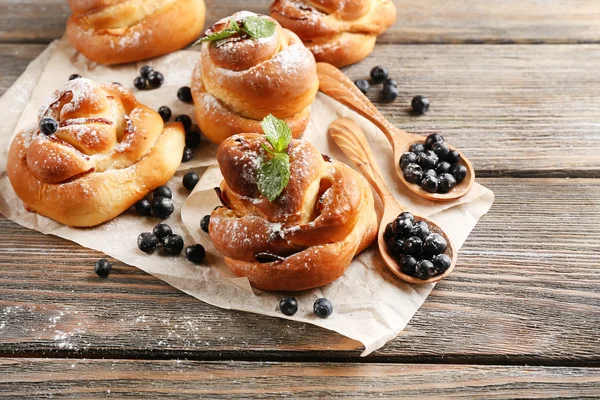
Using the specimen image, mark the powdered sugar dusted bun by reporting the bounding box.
[270,0,396,67]
[66,0,206,65]
[7,79,185,227]
[208,133,377,291]
[191,11,319,144]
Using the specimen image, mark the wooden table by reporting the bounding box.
[1,1,599,398]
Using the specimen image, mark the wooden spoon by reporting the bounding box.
[329,117,457,284]
[317,62,475,202]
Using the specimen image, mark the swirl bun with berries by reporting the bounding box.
[191,12,319,144]
[208,133,377,291]
[7,79,185,227]
[270,0,396,67]
[66,0,206,65]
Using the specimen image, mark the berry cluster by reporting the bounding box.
[400,133,466,194]
[134,186,175,219]
[138,222,206,263]
[354,65,398,102]
[134,65,164,90]
[384,212,452,280]
[353,66,431,114]
[279,297,333,319]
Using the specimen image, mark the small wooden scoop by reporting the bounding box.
[317,62,475,202]
[329,117,457,284]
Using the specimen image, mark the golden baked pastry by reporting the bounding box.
[270,0,396,67]
[209,133,377,291]
[191,11,319,144]
[66,0,206,65]
[7,79,185,227]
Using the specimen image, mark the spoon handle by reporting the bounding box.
[328,118,397,202]
[317,62,413,145]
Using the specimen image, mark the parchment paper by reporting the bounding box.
[0,38,494,355]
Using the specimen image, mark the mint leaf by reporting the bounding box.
[257,153,290,202]
[196,18,240,44]
[242,16,276,39]
[195,28,238,44]
[262,114,291,153]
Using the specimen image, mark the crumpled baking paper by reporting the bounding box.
[0,38,494,355]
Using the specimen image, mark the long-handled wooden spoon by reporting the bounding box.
[329,117,457,284]
[317,62,474,202]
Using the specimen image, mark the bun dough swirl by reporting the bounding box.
[7,79,185,227]
[66,0,206,64]
[209,133,377,291]
[191,11,319,144]
[270,0,396,67]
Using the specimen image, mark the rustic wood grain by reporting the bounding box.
[2,1,600,44]
[1,359,599,399]
[2,43,600,176]
[0,178,598,363]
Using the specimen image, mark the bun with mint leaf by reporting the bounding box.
[207,116,377,291]
[191,11,319,144]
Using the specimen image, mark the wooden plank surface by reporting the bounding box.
[1,43,599,177]
[1,359,599,399]
[1,178,598,363]
[2,1,600,44]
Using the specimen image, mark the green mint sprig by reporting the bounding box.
[256,115,292,202]
[196,15,276,44]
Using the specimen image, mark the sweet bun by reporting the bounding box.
[66,0,206,65]
[270,0,396,67]
[191,11,319,144]
[7,79,185,227]
[209,133,377,291]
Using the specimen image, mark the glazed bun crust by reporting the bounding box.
[270,0,396,67]
[66,0,206,64]
[7,79,185,227]
[191,12,319,144]
[209,133,377,291]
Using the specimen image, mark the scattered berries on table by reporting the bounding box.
[370,65,388,83]
[147,71,164,88]
[153,186,172,199]
[201,215,210,233]
[94,258,112,278]
[135,199,152,216]
[158,106,172,122]
[185,244,206,263]
[152,196,174,219]
[383,84,398,102]
[182,147,194,162]
[162,234,184,255]
[138,232,159,253]
[313,298,333,318]
[177,86,193,103]
[411,95,430,114]
[185,128,201,148]
[279,297,298,316]
[175,115,192,131]
[134,76,147,90]
[183,171,199,191]
[354,79,370,94]
[383,78,397,88]
[140,65,153,79]
[153,223,173,240]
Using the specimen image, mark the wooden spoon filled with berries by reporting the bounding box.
[329,118,457,284]
[317,62,474,202]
